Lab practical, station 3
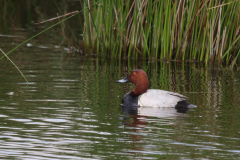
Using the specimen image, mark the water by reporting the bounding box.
[1,1,240,159]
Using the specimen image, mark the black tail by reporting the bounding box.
[175,100,197,113]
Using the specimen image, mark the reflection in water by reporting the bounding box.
[121,102,193,158]
[122,105,186,118]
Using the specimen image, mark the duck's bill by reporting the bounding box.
[187,104,197,108]
[116,75,130,83]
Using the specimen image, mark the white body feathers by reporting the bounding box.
[138,89,187,107]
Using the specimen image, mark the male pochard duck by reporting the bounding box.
[117,69,197,109]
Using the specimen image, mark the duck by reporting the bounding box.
[117,69,197,110]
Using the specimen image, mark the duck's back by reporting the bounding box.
[138,89,187,107]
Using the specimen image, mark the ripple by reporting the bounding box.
[9,119,32,122]
[25,99,75,102]
[43,119,67,123]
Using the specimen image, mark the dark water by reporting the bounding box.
[1,1,240,160]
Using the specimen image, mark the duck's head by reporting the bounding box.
[117,69,149,96]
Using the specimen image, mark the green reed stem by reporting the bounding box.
[82,0,240,67]
[0,49,28,84]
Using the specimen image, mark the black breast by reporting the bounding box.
[121,92,139,115]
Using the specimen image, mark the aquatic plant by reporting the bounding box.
[83,0,240,67]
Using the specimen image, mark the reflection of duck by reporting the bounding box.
[117,69,196,112]
[122,104,184,118]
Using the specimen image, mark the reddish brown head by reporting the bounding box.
[117,69,149,96]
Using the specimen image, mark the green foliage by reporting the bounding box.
[83,0,240,66]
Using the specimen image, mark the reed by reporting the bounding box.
[0,49,28,84]
[83,0,240,67]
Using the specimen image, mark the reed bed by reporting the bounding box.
[83,0,240,67]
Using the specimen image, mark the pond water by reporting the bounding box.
[1,1,240,159]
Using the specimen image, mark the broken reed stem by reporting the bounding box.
[114,27,142,56]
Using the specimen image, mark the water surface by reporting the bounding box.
[1,1,240,159]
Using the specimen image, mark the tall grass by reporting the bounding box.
[83,0,240,67]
